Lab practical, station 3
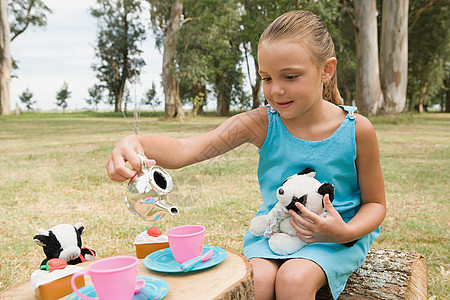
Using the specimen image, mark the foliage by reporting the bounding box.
[332,1,357,105]
[407,0,450,111]
[6,0,450,115]
[141,82,161,109]
[7,0,52,42]
[90,0,146,112]
[146,0,172,50]
[18,87,34,110]
[177,0,244,116]
[86,84,104,111]
[55,82,71,111]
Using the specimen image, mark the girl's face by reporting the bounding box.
[258,39,324,120]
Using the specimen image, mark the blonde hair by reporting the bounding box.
[259,10,343,105]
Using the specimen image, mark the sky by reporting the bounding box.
[9,0,164,111]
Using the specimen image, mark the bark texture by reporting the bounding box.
[162,0,185,120]
[380,0,409,114]
[354,0,384,116]
[317,248,427,299]
[0,0,11,115]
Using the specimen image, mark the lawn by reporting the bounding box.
[0,111,448,298]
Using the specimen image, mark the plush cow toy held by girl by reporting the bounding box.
[33,222,96,268]
[249,168,334,255]
[249,168,357,255]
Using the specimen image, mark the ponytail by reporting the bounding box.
[323,73,342,105]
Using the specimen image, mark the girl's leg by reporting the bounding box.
[249,258,282,300]
[275,258,327,300]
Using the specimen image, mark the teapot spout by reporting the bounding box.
[156,199,179,216]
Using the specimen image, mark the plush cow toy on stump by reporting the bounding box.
[33,222,96,268]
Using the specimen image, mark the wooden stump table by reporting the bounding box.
[0,248,427,300]
[0,250,254,300]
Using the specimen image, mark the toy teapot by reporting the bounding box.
[125,154,179,221]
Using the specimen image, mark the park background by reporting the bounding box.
[0,0,449,299]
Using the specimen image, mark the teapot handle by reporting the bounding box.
[137,153,149,173]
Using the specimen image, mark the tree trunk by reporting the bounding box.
[0,0,11,115]
[251,76,261,109]
[115,64,127,113]
[115,14,130,113]
[216,74,230,116]
[443,74,450,112]
[380,0,408,114]
[162,0,185,120]
[251,58,261,109]
[354,0,383,116]
[216,93,229,116]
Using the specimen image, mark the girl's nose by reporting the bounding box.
[271,81,285,96]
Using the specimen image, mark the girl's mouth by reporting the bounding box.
[276,101,294,109]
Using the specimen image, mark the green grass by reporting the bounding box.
[0,111,449,298]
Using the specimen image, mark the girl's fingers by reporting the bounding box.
[147,159,156,168]
[293,202,321,223]
[323,194,336,214]
[289,210,312,229]
[289,219,314,236]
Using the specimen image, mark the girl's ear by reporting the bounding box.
[321,57,337,83]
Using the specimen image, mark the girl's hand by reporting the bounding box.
[105,135,155,182]
[288,194,353,244]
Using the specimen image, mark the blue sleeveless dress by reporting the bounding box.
[243,106,380,299]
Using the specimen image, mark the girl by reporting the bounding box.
[106,10,386,300]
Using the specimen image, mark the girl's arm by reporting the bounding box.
[289,115,386,244]
[106,107,268,182]
[346,115,386,238]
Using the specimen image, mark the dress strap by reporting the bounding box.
[266,104,277,115]
[339,105,357,121]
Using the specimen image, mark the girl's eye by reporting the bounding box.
[285,75,298,80]
[261,77,272,82]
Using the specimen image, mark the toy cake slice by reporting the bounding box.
[134,226,169,258]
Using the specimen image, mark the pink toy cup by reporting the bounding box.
[166,225,205,263]
[70,256,143,300]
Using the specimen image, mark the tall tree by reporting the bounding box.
[0,0,51,115]
[147,0,185,120]
[354,0,383,116]
[0,0,11,115]
[90,0,146,112]
[379,0,408,113]
[176,1,210,116]
[177,0,243,116]
[352,0,410,115]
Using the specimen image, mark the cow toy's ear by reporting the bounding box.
[318,183,335,202]
[298,168,316,178]
[74,222,84,236]
[33,235,49,247]
[33,228,50,247]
